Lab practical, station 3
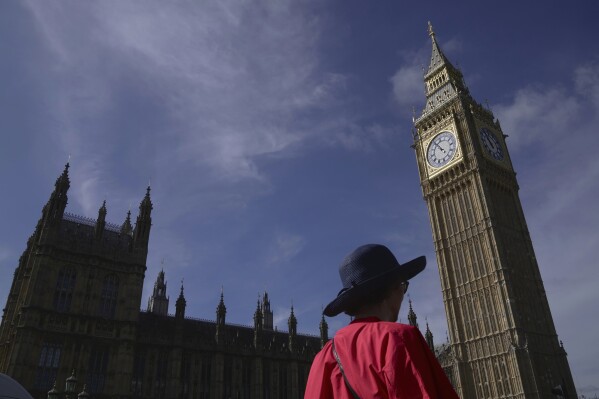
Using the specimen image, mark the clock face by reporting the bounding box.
[427,131,457,168]
[480,128,504,160]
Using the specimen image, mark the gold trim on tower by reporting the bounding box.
[421,122,463,178]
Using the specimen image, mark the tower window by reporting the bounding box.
[132,351,145,398]
[241,359,252,399]
[87,346,109,394]
[224,357,233,398]
[53,268,77,312]
[34,343,61,389]
[98,274,119,318]
[181,354,191,399]
[199,356,211,399]
[263,360,271,399]
[279,363,288,399]
[154,351,168,397]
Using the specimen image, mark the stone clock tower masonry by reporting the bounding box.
[412,23,576,398]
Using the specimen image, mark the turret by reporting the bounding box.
[319,314,329,348]
[41,163,70,230]
[216,288,226,326]
[288,305,297,351]
[94,201,106,240]
[215,288,226,344]
[175,281,186,320]
[120,210,133,235]
[425,320,434,352]
[261,291,273,330]
[407,298,419,329]
[147,269,169,316]
[133,186,152,250]
[253,299,263,348]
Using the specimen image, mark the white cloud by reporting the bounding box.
[0,247,12,263]
[494,87,581,149]
[391,64,425,108]
[266,231,306,266]
[22,1,366,220]
[441,37,463,55]
[574,61,599,107]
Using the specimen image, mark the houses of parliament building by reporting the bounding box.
[0,164,325,398]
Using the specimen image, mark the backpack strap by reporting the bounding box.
[331,339,362,399]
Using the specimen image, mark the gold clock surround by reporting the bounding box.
[421,123,463,178]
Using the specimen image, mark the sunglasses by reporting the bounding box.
[400,281,409,294]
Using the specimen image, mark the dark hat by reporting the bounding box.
[323,244,425,317]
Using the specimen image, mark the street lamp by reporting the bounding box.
[77,385,90,399]
[47,382,60,399]
[65,370,77,399]
[47,370,89,399]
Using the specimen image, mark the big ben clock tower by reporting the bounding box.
[413,23,576,398]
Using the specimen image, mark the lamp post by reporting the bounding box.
[47,370,90,399]
[65,370,77,399]
[77,385,90,399]
[47,382,60,399]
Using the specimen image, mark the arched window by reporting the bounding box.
[98,274,119,318]
[279,363,288,399]
[53,268,76,312]
[199,356,211,399]
[34,343,61,389]
[87,346,109,393]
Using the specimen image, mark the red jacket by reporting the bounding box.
[305,317,458,399]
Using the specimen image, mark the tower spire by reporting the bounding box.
[288,304,297,351]
[253,297,263,348]
[42,163,71,227]
[425,319,434,351]
[147,269,169,315]
[133,186,153,251]
[417,22,469,122]
[175,279,186,319]
[425,21,456,78]
[319,312,329,348]
[121,210,133,235]
[261,291,273,330]
[95,200,107,240]
[216,287,226,325]
[427,21,435,38]
[407,298,419,329]
[215,287,227,344]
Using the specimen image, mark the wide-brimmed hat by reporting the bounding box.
[323,244,425,317]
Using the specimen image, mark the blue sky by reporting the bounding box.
[1,1,598,394]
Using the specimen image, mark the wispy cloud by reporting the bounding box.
[0,247,12,264]
[266,231,306,266]
[391,64,425,110]
[22,1,374,222]
[494,87,581,149]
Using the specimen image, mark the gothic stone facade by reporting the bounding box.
[412,24,576,398]
[0,164,324,398]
